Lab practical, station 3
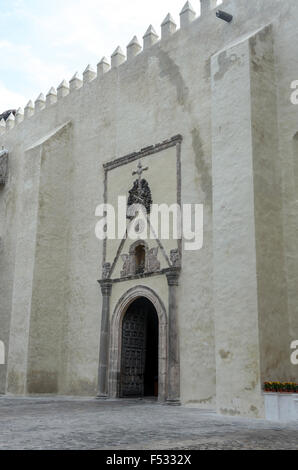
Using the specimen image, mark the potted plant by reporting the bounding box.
[264,381,298,393]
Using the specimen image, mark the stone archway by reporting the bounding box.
[108,286,168,402]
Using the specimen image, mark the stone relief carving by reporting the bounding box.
[121,254,133,278]
[120,242,160,278]
[102,262,111,280]
[0,149,9,185]
[128,179,152,215]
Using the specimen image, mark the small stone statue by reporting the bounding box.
[170,249,181,268]
[121,254,131,278]
[102,262,111,280]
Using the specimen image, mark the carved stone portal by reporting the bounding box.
[108,286,168,402]
[0,149,8,185]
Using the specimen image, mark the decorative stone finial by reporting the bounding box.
[0,118,6,135]
[127,36,142,61]
[6,113,15,130]
[180,2,196,28]
[24,100,34,118]
[111,46,126,68]
[102,263,111,280]
[170,249,181,268]
[35,93,45,112]
[83,65,96,83]
[97,57,110,76]
[200,0,217,16]
[161,13,177,39]
[46,87,57,106]
[70,72,83,91]
[57,80,69,99]
[143,25,159,50]
[15,107,24,125]
[100,279,113,296]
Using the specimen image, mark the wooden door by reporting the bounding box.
[120,301,148,397]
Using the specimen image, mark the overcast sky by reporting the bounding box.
[0,0,222,113]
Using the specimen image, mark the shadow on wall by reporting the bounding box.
[0,341,5,365]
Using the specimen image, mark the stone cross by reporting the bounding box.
[132,160,149,193]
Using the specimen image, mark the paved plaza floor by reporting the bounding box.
[0,396,297,450]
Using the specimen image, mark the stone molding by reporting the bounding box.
[120,240,161,278]
[99,267,179,285]
[103,135,182,172]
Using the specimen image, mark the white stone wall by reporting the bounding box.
[0,0,297,416]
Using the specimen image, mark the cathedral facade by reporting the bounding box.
[0,0,298,418]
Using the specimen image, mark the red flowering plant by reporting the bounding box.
[264,382,298,393]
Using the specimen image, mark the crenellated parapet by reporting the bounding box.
[0,0,224,138]
[15,108,24,125]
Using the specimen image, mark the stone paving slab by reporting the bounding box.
[0,397,297,450]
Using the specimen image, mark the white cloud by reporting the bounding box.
[0,40,72,89]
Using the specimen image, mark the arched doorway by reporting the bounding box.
[108,286,168,402]
[120,298,159,398]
